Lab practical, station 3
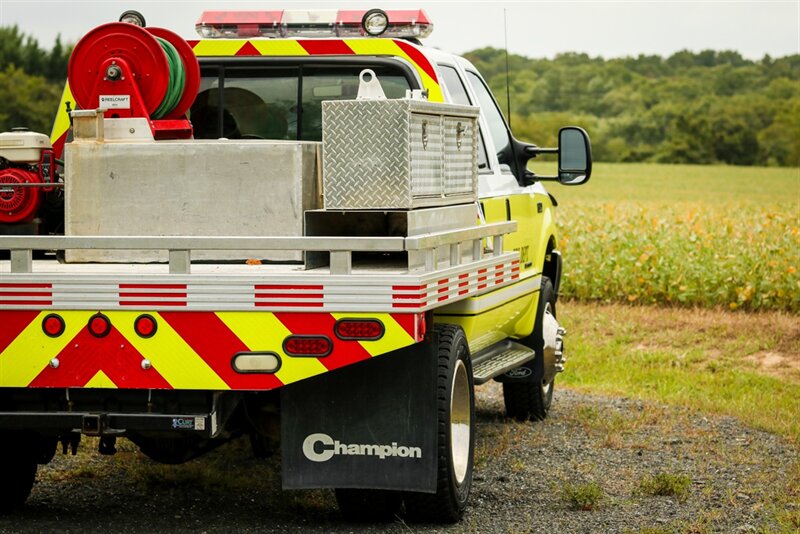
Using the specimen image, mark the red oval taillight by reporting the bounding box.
[283,336,332,357]
[334,319,384,340]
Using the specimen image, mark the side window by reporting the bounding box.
[192,64,411,141]
[464,71,513,169]
[438,64,489,170]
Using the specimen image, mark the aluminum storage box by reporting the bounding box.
[65,139,319,263]
[322,98,479,210]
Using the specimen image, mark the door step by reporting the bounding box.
[471,340,536,385]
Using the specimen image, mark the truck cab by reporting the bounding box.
[1,8,591,523]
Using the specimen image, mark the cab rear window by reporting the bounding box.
[191,63,412,141]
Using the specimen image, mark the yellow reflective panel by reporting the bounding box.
[217,312,327,386]
[0,311,91,387]
[112,311,228,390]
[330,313,415,357]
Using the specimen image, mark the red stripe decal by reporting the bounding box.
[0,283,52,289]
[235,41,262,56]
[393,39,438,82]
[393,285,425,291]
[274,312,371,371]
[0,311,39,354]
[458,273,469,296]
[391,313,418,340]
[255,293,323,299]
[120,292,188,299]
[298,40,355,55]
[437,279,449,302]
[0,300,53,306]
[52,132,68,160]
[161,312,283,390]
[29,327,171,389]
[392,302,424,309]
[120,284,187,290]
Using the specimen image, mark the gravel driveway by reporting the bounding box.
[0,382,795,533]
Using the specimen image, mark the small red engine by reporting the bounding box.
[0,130,56,224]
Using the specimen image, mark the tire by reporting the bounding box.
[404,324,474,523]
[335,488,402,522]
[0,435,39,513]
[503,276,558,421]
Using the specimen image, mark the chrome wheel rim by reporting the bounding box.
[450,359,471,486]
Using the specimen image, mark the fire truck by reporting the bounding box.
[0,8,591,522]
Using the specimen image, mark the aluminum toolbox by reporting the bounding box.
[65,139,319,263]
[322,98,479,210]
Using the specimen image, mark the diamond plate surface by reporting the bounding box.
[323,99,479,210]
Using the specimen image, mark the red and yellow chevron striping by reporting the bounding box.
[0,310,421,390]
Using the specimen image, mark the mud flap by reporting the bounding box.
[281,337,438,492]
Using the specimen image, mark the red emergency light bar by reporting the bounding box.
[195,9,433,39]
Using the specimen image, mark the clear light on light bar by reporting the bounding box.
[195,9,433,39]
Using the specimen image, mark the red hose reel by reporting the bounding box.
[67,23,200,137]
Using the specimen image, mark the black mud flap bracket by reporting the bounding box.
[281,337,438,492]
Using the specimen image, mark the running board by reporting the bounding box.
[471,340,536,385]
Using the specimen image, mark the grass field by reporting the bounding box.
[559,301,800,442]
[544,162,800,312]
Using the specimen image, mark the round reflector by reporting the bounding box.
[362,9,388,36]
[134,314,157,338]
[42,314,65,338]
[335,319,384,340]
[283,336,332,357]
[88,313,111,338]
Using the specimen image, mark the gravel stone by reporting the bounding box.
[0,384,795,533]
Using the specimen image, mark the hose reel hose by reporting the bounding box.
[151,37,185,119]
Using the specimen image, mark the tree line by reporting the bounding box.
[465,48,799,167]
[0,26,71,134]
[0,25,797,167]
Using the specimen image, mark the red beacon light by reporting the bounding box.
[195,9,433,40]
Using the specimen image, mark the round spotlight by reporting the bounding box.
[362,9,389,36]
[119,10,146,27]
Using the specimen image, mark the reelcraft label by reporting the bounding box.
[99,95,130,109]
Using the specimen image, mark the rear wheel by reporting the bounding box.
[335,488,402,522]
[503,276,559,421]
[404,324,474,523]
[0,434,40,513]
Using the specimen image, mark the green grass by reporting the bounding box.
[561,481,605,511]
[637,473,692,502]
[540,162,800,311]
[559,301,800,443]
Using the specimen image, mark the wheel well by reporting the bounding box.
[541,236,562,298]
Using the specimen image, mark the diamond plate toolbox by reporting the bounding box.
[322,98,479,209]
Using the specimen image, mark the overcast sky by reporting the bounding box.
[0,0,797,60]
